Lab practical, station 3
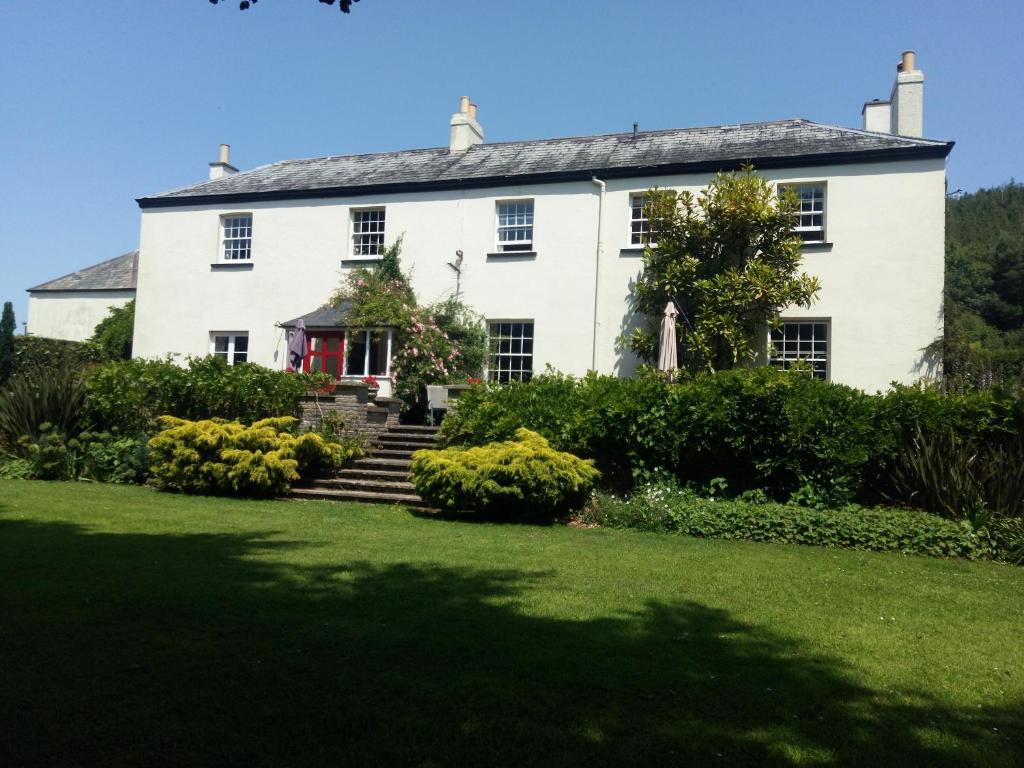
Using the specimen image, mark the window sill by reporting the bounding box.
[210,262,254,270]
[487,251,537,261]
[800,241,834,252]
[341,256,383,266]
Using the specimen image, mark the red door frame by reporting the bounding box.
[302,332,346,379]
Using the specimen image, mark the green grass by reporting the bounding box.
[1,481,1021,767]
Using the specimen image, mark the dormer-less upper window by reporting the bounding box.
[221,214,253,261]
[629,194,657,247]
[496,200,534,252]
[352,208,386,257]
[788,184,826,243]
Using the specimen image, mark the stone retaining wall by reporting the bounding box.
[298,383,401,439]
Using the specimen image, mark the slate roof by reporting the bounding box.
[28,250,139,293]
[139,119,953,208]
[279,301,390,330]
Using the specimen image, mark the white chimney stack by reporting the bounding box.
[209,143,238,180]
[861,50,924,137]
[449,96,483,153]
[890,50,924,137]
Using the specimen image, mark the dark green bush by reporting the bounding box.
[0,366,88,448]
[887,427,1024,524]
[442,368,1024,506]
[587,482,989,561]
[87,300,135,361]
[5,425,148,483]
[85,356,329,435]
[13,335,105,372]
[410,428,600,518]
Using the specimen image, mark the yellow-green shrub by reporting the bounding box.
[147,416,358,497]
[409,428,599,517]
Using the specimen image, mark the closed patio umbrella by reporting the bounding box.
[658,301,678,381]
[288,319,309,372]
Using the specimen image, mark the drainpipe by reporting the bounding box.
[590,176,605,371]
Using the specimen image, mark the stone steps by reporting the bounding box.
[292,423,441,507]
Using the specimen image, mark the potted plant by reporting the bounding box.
[362,375,380,399]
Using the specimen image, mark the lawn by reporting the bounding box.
[1,481,1021,767]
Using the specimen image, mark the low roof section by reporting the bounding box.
[28,250,139,293]
[279,302,395,332]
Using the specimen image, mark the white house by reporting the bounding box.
[26,250,138,341]
[132,51,952,394]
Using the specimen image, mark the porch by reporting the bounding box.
[280,303,396,397]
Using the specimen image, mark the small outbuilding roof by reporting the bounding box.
[138,119,954,208]
[28,250,139,293]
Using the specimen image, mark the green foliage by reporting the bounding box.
[441,368,1024,506]
[6,425,148,484]
[12,335,105,373]
[626,167,820,371]
[587,481,989,561]
[330,239,486,417]
[87,300,135,361]
[331,238,416,328]
[409,428,600,518]
[85,356,329,435]
[0,301,15,384]
[147,416,349,497]
[0,366,88,447]
[942,182,1024,389]
[887,426,1024,526]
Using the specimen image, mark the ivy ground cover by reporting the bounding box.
[1,481,1021,766]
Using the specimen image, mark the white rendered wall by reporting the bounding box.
[134,157,945,393]
[27,291,135,341]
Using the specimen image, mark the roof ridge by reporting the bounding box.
[259,118,810,169]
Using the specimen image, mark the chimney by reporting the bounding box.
[209,143,238,180]
[889,49,924,137]
[449,96,484,153]
[861,98,891,133]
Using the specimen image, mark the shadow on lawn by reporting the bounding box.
[0,515,1020,767]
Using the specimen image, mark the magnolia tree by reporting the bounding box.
[331,240,486,418]
[626,167,821,373]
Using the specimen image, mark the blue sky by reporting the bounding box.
[1,0,1022,330]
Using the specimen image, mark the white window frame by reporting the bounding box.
[629,193,657,247]
[350,207,387,257]
[341,328,393,378]
[220,214,253,261]
[784,183,827,244]
[210,332,250,366]
[768,319,829,380]
[487,320,534,383]
[495,200,535,253]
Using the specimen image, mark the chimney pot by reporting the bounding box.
[900,50,916,73]
[449,96,483,153]
[209,143,239,180]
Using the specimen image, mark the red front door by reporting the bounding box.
[303,333,345,379]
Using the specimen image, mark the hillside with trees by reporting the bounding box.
[941,181,1024,390]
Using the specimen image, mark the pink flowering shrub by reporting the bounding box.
[330,239,486,418]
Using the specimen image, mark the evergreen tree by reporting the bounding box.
[0,301,15,384]
[626,167,820,372]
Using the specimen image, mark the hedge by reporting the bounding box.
[441,368,1024,505]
